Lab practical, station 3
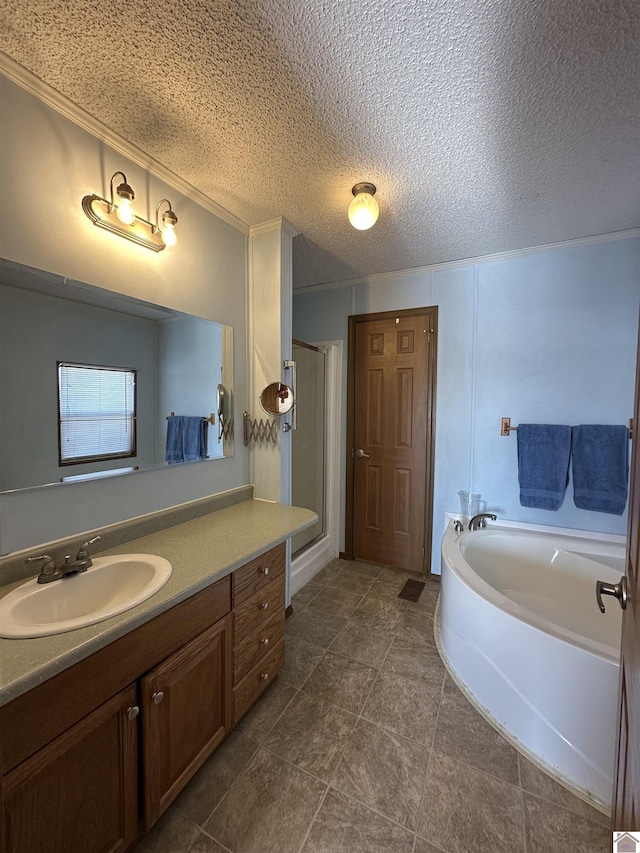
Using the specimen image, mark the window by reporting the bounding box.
[58,362,137,465]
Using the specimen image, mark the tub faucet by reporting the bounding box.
[469,513,497,531]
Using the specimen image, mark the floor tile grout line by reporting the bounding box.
[255,682,301,743]
[520,785,529,853]
[197,824,235,853]
[414,747,434,851]
[323,770,428,837]
[294,782,331,853]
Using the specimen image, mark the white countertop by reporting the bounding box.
[0,499,317,706]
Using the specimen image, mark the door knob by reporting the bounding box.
[127,705,140,721]
[152,691,165,705]
[596,576,627,613]
[356,449,370,458]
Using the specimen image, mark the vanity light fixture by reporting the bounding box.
[82,172,179,252]
[348,182,379,230]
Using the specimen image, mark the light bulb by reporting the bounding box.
[160,209,178,246]
[348,184,379,230]
[116,198,135,225]
[161,222,177,246]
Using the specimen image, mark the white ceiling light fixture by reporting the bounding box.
[348,182,379,231]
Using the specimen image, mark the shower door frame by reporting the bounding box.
[291,339,327,556]
[289,339,343,593]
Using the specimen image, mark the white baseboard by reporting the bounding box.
[290,535,335,595]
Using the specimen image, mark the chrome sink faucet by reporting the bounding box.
[469,513,497,531]
[25,554,61,584]
[25,536,101,584]
[71,536,101,572]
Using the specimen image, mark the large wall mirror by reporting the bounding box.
[0,258,234,493]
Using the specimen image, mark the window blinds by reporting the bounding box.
[58,363,136,463]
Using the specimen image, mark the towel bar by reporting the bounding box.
[501,417,633,439]
[166,412,216,425]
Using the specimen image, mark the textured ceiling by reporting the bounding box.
[1,0,639,288]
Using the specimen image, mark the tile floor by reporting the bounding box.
[135,558,612,853]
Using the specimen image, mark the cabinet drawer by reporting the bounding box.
[232,639,285,724]
[233,610,285,684]
[232,543,285,607]
[233,574,285,645]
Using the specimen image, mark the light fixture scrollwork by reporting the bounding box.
[82,172,179,252]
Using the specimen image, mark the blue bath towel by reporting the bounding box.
[517,424,572,510]
[571,425,629,515]
[166,416,208,463]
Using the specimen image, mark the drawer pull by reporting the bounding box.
[152,691,165,705]
[261,637,269,646]
[127,705,140,721]
[260,672,269,681]
[261,602,269,611]
[262,566,270,576]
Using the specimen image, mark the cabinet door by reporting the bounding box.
[2,685,139,853]
[142,614,232,828]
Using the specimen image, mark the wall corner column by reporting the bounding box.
[248,217,299,504]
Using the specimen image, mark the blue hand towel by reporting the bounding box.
[571,425,629,515]
[517,424,572,510]
[166,416,208,463]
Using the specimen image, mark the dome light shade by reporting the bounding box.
[348,182,379,230]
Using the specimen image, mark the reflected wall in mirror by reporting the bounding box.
[0,258,234,493]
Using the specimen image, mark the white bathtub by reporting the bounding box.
[437,519,626,811]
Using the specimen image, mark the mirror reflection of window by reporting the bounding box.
[0,258,234,492]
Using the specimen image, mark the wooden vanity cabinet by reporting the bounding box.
[2,684,139,853]
[0,543,288,853]
[141,615,232,828]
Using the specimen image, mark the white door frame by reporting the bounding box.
[290,339,342,597]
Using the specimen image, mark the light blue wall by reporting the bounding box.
[0,74,248,556]
[293,236,640,574]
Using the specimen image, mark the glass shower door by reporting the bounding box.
[291,340,326,556]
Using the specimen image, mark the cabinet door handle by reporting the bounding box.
[127,705,140,721]
[260,672,269,681]
[262,566,270,576]
[152,691,165,705]
[261,637,269,646]
[261,602,269,611]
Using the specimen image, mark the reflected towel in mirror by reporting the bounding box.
[166,416,208,463]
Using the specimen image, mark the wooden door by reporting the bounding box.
[2,685,139,853]
[142,615,232,829]
[347,308,437,574]
[612,317,640,829]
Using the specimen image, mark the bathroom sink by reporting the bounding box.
[0,554,172,639]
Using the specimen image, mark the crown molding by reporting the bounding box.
[0,52,250,236]
[249,217,300,238]
[293,227,640,294]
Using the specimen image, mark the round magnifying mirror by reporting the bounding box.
[260,382,294,416]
